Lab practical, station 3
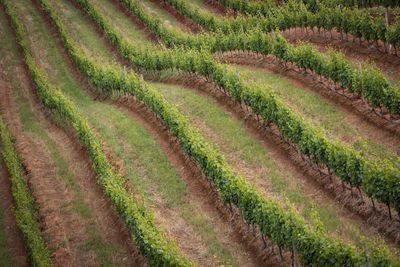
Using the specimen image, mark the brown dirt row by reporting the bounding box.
[1,4,145,265]
[44,0,294,264]
[0,145,29,266]
[202,0,238,17]
[110,0,399,248]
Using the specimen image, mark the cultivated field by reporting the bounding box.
[0,0,400,266]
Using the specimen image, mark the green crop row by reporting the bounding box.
[0,117,53,266]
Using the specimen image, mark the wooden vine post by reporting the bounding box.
[359,62,365,105]
[386,7,392,54]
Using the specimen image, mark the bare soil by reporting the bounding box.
[201,0,238,17]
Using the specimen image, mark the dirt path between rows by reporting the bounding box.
[201,0,238,17]
[1,4,145,265]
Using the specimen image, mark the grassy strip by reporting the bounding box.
[1,0,193,265]
[41,0,399,264]
[0,115,53,266]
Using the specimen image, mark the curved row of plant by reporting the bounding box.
[187,0,400,49]
[37,0,400,265]
[0,116,53,267]
[110,0,400,212]
[132,0,400,118]
[215,0,400,14]
[294,0,400,8]
[1,0,194,265]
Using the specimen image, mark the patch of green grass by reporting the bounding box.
[137,0,189,33]
[72,195,92,219]
[181,206,235,266]
[48,0,115,64]
[187,0,222,17]
[83,223,118,267]
[0,211,13,267]
[151,80,387,249]
[91,0,151,45]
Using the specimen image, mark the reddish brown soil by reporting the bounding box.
[2,4,146,265]
[201,0,238,17]
[282,27,400,82]
[0,153,29,266]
